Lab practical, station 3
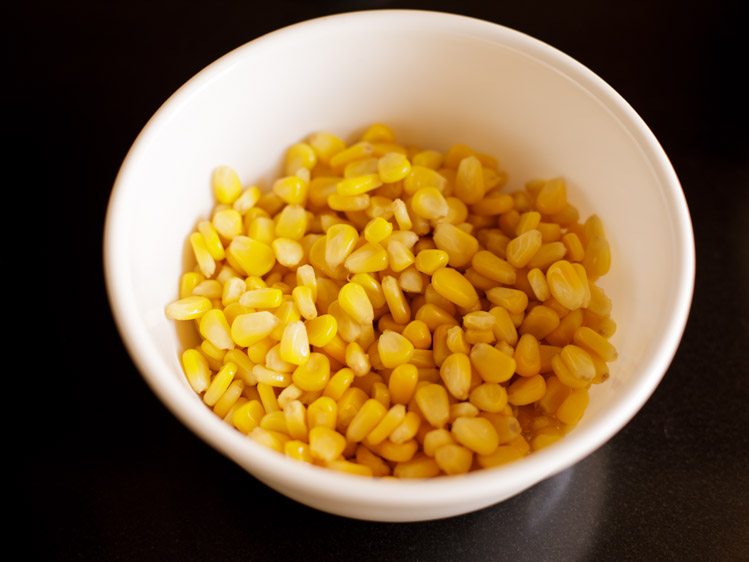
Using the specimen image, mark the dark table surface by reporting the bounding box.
[21,0,748,559]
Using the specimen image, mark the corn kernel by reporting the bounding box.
[213,208,243,240]
[439,353,472,400]
[411,187,449,220]
[307,396,338,429]
[432,223,479,268]
[435,443,473,474]
[198,308,234,350]
[204,362,237,406]
[227,236,276,277]
[451,416,499,455]
[212,165,242,204]
[393,454,440,478]
[377,329,415,368]
[415,383,450,428]
[431,268,479,309]
[363,217,393,244]
[573,326,618,362]
[308,426,347,462]
[166,295,212,320]
[344,242,388,273]
[231,399,264,434]
[230,311,279,347]
[455,156,485,204]
[400,320,431,350]
[506,229,543,268]
[469,383,508,413]
[476,445,524,468]
[181,349,211,393]
[336,387,369,431]
[238,288,282,309]
[546,260,586,310]
[381,275,411,325]
[487,287,528,315]
[520,305,560,340]
[508,374,546,406]
[189,232,216,277]
[375,152,410,183]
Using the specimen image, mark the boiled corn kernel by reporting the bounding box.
[170,125,617,478]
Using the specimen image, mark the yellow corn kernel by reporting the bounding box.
[470,250,516,286]
[383,240,412,274]
[325,459,373,477]
[293,264,316,299]
[227,236,276,277]
[506,229,543,268]
[376,152,410,183]
[181,349,211,393]
[271,238,303,268]
[270,299,302,340]
[573,326,618,362]
[321,333,347,364]
[231,399,264,433]
[220,277,244,307]
[445,326,469,355]
[451,416,499,455]
[232,185,262,214]
[344,242,388,273]
[399,320,430,350]
[410,349,436,369]
[488,306,518,346]
[195,221,225,262]
[308,132,346,165]
[336,387,369,431]
[387,198,411,230]
[248,427,286,453]
[554,388,589,426]
[527,268,550,301]
[256,382,280,414]
[328,141,373,169]
[464,329,494,345]
[289,286,315,321]
[455,156,485,204]
[380,275,410,325]
[191,279,222,299]
[544,309,582,348]
[469,383,508,413]
[385,363,416,405]
[212,165,242,204]
[362,217,392,244]
[424,284,457,314]
[514,333,541,377]
[439,353,472,400]
[410,187,448,220]
[179,272,204,299]
[515,211,541,236]
[403,166,447,196]
[483,413,522,444]
[359,124,394,144]
[508,374,546,406]
[320,365,353,401]
[265,344,294,373]
[535,178,567,215]
[335,174,382,197]
[304,314,337,348]
[345,398,387,442]
[308,426,347,462]
[546,260,586,310]
[277,384,303,409]
[412,249,446,276]
[527,242,567,270]
[413,304,456,332]
[583,236,611,280]
[344,341,369,376]
[204,362,237,406]
[521,305,560,340]
[434,443,473,474]
[470,192,513,217]
[282,400,308,440]
[360,404,404,446]
[256,192,285,216]
[335,282,374,326]
[166,295,212,321]
[432,223,479,268]
[411,149,443,170]
[421,429,454,457]
[477,445,524,468]
[377,329,415,369]
[189,231,216,277]
[486,287,528,315]
[553,344,596,388]
[284,142,317,176]
[213,379,245,417]
[326,192,368,212]
[461,311,495,332]
[252,365,291,388]
[328,300,362,343]
[443,196,468,225]
[393,454,440,478]
[284,440,313,463]
[344,157,378,179]
[536,222,562,243]
[307,396,338,429]
[388,411,421,444]
[244,337,271,364]
[398,266,424,294]
[196,308,233,350]
[562,232,585,262]
[429,268,478,309]
[415,383,450,428]
[470,343,516,383]
[274,204,308,240]
[238,288,283,309]
[213,208,243,241]
[271,176,306,205]
[230,311,279,347]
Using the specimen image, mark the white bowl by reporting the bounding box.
[104,10,694,521]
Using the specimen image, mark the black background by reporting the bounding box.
[17,0,749,559]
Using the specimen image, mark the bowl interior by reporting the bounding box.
[106,11,692,520]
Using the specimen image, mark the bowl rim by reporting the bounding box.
[104,9,695,508]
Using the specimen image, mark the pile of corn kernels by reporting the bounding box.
[166,124,617,478]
